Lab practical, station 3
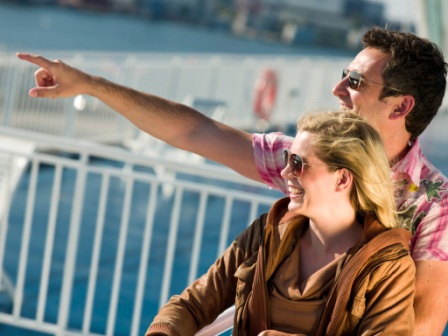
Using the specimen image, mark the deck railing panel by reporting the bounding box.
[0,126,279,335]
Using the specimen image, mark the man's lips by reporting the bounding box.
[339,102,352,110]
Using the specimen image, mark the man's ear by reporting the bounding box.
[336,168,352,192]
[390,95,415,120]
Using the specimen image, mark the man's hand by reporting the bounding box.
[16,52,92,99]
[414,260,448,335]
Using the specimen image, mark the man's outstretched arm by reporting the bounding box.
[16,52,262,182]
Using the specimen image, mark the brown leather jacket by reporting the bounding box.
[146,198,415,336]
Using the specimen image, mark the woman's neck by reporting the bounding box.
[305,216,363,256]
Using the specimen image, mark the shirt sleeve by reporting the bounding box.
[252,132,293,195]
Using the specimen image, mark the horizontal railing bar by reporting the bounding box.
[0,126,269,189]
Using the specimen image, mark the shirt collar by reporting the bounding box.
[390,138,423,186]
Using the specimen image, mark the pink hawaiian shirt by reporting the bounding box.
[253,132,448,261]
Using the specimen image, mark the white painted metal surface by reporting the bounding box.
[0,126,279,335]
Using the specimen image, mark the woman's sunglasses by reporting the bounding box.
[342,69,401,92]
[283,150,315,177]
[284,150,303,177]
[284,150,339,177]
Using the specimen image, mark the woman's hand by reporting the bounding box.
[258,330,307,336]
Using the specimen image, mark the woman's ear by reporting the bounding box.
[336,168,353,192]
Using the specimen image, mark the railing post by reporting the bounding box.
[13,159,39,318]
[159,187,183,308]
[130,181,159,336]
[56,151,88,335]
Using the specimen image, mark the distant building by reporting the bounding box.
[234,0,352,48]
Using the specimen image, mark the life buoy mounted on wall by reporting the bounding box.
[253,69,278,122]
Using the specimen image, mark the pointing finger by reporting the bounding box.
[16,52,55,69]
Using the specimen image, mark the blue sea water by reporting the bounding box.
[0,2,355,56]
[0,2,447,336]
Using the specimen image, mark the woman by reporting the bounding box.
[146,111,415,336]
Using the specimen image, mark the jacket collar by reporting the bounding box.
[265,197,294,227]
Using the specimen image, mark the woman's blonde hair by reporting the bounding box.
[297,110,398,228]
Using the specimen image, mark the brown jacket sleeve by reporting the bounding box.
[146,215,265,336]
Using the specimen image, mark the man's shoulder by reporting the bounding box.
[403,154,448,206]
[402,140,448,194]
[395,150,448,235]
[419,155,448,199]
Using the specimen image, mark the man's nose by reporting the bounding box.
[332,76,349,97]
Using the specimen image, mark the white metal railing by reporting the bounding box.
[0,126,281,336]
[0,51,353,140]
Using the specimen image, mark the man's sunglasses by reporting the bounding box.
[342,69,401,92]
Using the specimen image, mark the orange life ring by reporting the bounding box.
[253,69,278,121]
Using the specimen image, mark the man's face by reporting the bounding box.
[332,47,398,135]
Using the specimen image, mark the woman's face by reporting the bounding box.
[281,131,343,219]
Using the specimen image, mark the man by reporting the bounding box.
[17,27,448,335]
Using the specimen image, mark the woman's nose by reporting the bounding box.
[281,164,292,178]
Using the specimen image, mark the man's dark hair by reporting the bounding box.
[363,27,448,140]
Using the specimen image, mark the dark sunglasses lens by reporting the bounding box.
[349,76,360,89]
[342,69,361,90]
[290,155,303,176]
[284,150,303,176]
